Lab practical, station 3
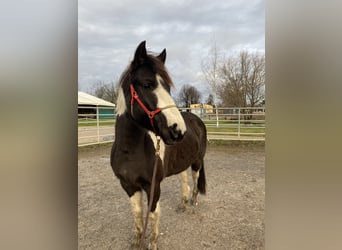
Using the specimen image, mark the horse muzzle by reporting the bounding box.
[162,123,184,145]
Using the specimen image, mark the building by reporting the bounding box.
[78,91,116,119]
[190,103,214,116]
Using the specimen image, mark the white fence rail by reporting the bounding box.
[78,106,265,146]
[78,106,115,146]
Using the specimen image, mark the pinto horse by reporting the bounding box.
[110,41,207,250]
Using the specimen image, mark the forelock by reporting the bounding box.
[146,53,174,88]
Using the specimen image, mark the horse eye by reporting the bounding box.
[142,83,151,89]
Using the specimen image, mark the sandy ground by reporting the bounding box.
[78,143,265,250]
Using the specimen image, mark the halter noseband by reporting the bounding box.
[130,84,177,135]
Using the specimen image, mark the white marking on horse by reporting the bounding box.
[148,131,165,164]
[192,170,199,186]
[130,191,143,243]
[180,170,190,201]
[149,201,160,250]
[154,75,187,134]
[176,170,190,212]
[191,170,200,206]
[116,86,127,115]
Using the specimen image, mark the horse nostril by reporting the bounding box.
[169,124,179,139]
[169,123,183,141]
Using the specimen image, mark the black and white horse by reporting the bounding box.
[110,41,207,250]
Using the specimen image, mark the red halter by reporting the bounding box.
[130,84,162,134]
[129,84,177,135]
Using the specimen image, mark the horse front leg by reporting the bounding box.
[148,201,160,250]
[176,170,190,212]
[146,183,161,250]
[130,191,143,247]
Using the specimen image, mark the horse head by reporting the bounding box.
[116,41,187,145]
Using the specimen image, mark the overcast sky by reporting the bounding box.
[78,0,264,101]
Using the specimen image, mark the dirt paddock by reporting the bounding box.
[78,142,265,250]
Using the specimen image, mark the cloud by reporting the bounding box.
[78,0,265,99]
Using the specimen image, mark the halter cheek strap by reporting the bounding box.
[129,84,176,135]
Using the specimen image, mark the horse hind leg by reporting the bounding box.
[190,160,206,206]
[176,170,190,212]
[190,169,199,206]
[130,191,143,247]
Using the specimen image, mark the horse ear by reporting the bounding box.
[133,41,147,66]
[157,49,166,64]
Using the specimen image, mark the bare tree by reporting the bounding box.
[219,52,247,107]
[90,80,118,104]
[90,80,106,98]
[206,94,214,106]
[103,81,118,104]
[201,43,220,104]
[178,84,201,108]
[246,53,265,107]
[219,50,265,108]
[201,41,222,126]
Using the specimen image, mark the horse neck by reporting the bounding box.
[115,112,146,146]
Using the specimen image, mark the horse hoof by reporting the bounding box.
[129,243,139,250]
[190,199,198,206]
[148,243,158,250]
[130,242,139,250]
[131,234,142,248]
[176,204,187,213]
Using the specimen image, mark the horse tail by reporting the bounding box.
[197,160,206,194]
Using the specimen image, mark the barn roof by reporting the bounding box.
[78,91,115,107]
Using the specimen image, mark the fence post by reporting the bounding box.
[215,104,219,128]
[96,106,100,143]
[238,108,241,138]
